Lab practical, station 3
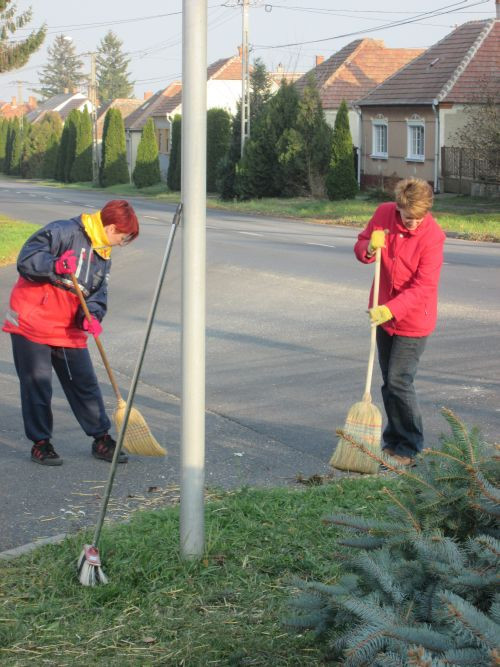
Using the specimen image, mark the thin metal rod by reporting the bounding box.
[90,206,182,548]
[180,0,207,559]
[363,247,381,400]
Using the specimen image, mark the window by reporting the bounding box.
[371,121,388,158]
[407,122,425,161]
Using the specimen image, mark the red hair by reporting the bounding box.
[100,200,139,241]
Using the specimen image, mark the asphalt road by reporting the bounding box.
[1,177,499,551]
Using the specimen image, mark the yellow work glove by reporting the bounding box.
[368,305,393,326]
[367,230,386,256]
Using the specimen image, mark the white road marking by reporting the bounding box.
[63,200,73,204]
[144,215,159,220]
[238,231,262,237]
[306,242,336,248]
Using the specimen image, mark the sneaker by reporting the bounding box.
[92,434,128,463]
[31,440,63,466]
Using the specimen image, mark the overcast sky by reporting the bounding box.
[0,0,495,102]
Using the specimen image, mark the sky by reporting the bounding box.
[0,0,496,103]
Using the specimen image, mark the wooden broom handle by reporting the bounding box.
[363,247,381,400]
[69,273,123,402]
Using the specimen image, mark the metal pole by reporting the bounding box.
[180,0,207,559]
[240,0,250,157]
[89,53,99,185]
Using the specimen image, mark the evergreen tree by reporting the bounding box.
[20,111,61,178]
[166,114,181,192]
[0,1,46,73]
[287,409,500,665]
[216,58,271,200]
[206,108,231,193]
[132,118,160,188]
[296,74,333,197]
[6,116,22,174]
[63,109,80,182]
[99,107,129,186]
[55,121,69,181]
[326,99,358,200]
[96,31,134,104]
[0,118,8,171]
[71,107,92,182]
[36,34,84,99]
[41,114,62,179]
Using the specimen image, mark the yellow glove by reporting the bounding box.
[367,230,386,255]
[369,305,393,326]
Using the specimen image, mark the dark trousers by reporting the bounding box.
[10,334,110,444]
[376,327,427,458]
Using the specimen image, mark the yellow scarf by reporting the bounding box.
[81,211,112,260]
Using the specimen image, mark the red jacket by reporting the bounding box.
[354,202,445,337]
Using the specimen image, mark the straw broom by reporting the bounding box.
[70,274,165,457]
[329,247,382,474]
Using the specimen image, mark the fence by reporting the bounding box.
[441,146,500,195]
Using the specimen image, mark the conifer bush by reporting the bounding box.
[0,118,8,171]
[287,409,500,666]
[167,115,181,192]
[326,99,358,200]
[206,108,231,193]
[99,107,129,187]
[71,107,92,182]
[63,109,80,182]
[132,118,161,188]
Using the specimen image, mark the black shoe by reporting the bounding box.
[31,440,63,466]
[92,434,128,463]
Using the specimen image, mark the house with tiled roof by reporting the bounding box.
[294,40,423,150]
[357,11,499,194]
[125,48,250,179]
[25,92,94,124]
[0,95,38,120]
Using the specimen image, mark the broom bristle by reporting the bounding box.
[77,546,108,586]
[330,399,382,474]
[114,400,166,457]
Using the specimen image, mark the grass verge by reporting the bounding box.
[38,179,500,241]
[0,215,40,266]
[0,476,399,666]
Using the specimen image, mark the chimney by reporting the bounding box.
[315,55,324,66]
[28,95,37,108]
[11,96,17,107]
[144,90,153,100]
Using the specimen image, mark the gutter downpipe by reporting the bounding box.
[354,105,362,187]
[432,98,440,194]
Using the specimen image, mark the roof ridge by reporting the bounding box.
[436,18,495,102]
[209,54,237,80]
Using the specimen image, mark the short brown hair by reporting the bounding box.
[394,178,433,219]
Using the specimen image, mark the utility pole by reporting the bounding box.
[240,0,250,157]
[180,0,207,559]
[9,80,28,130]
[88,53,99,185]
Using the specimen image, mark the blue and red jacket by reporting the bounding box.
[3,217,110,347]
[354,202,446,338]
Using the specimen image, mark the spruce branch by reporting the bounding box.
[440,591,500,649]
[382,486,422,533]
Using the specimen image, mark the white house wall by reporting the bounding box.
[206,80,241,115]
[324,108,360,148]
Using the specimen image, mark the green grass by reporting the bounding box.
[0,215,40,266]
[0,476,399,666]
[38,179,500,241]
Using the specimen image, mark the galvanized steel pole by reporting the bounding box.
[180,0,207,558]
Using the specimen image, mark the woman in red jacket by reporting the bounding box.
[354,178,445,466]
[3,200,139,466]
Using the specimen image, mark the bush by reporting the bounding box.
[167,115,181,192]
[132,118,161,188]
[99,107,129,187]
[326,100,358,200]
[71,107,93,182]
[206,108,231,192]
[287,409,500,665]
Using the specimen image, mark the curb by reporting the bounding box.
[0,533,67,560]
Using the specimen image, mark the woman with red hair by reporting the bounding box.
[3,200,139,466]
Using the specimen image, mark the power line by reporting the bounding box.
[254,0,490,49]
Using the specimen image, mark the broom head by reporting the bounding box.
[114,399,166,457]
[330,396,382,474]
[77,545,108,586]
